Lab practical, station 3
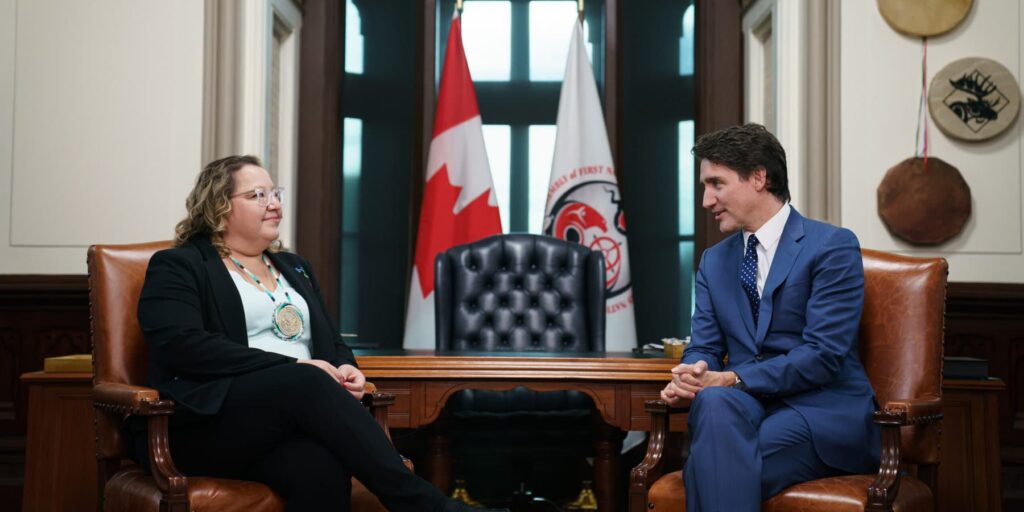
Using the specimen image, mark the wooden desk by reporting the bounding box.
[939,378,1005,512]
[19,363,1004,512]
[20,372,96,512]
[355,350,684,431]
[354,350,685,512]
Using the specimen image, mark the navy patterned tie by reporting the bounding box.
[741,234,760,324]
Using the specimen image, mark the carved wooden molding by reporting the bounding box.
[356,353,677,381]
[0,275,88,310]
[415,381,620,427]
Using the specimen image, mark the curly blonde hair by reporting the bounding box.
[174,155,266,257]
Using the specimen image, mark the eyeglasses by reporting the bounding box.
[231,186,285,207]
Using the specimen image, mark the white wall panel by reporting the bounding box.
[1,0,16,252]
[0,0,203,273]
[840,0,1024,282]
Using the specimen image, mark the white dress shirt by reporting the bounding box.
[742,203,792,296]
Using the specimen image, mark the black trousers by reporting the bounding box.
[164,363,448,512]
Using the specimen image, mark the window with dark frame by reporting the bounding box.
[436,0,605,234]
[620,0,697,342]
[339,0,419,346]
[336,0,697,348]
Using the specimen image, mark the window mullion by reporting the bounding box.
[509,125,529,232]
[508,1,529,233]
[510,0,528,82]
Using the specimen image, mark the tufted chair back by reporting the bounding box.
[434,234,605,352]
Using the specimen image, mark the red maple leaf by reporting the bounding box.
[413,164,502,297]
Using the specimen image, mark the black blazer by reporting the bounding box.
[137,237,356,416]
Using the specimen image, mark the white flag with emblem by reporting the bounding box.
[543,19,637,351]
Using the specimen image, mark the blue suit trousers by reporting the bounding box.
[684,387,841,512]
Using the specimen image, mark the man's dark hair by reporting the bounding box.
[692,123,790,203]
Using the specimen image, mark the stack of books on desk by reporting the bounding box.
[943,356,988,380]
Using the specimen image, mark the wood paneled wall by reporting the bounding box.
[946,282,1024,447]
[0,275,89,510]
[0,276,90,437]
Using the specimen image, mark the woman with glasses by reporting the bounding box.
[135,155,503,512]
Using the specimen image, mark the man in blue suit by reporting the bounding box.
[661,124,880,511]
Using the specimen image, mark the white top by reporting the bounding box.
[742,203,792,296]
[229,269,313,360]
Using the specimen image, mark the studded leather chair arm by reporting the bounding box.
[93,383,169,415]
[359,383,398,443]
[93,383,183,496]
[629,399,689,510]
[877,397,943,425]
[867,397,943,510]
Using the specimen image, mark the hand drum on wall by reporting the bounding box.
[929,57,1021,142]
[877,156,971,246]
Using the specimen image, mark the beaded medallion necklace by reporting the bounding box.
[230,254,305,341]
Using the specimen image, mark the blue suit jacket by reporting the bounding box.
[682,209,880,474]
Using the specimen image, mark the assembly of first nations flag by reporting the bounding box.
[403,12,503,349]
[543,19,638,351]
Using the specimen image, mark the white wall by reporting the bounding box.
[743,0,811,214]
[0,0,204,274]
[841,0,1024,283]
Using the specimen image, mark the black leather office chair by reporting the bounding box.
[435,233,605,352]
[432,233,606,506]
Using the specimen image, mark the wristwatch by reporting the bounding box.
[731,372,748,392]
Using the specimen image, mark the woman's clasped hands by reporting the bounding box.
[296,360,367,400]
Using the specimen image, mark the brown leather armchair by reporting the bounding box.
[89,241,400,512]
[630,249,947,512]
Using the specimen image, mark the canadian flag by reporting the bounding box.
[543,19,637,351]
[403,13,502,349]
